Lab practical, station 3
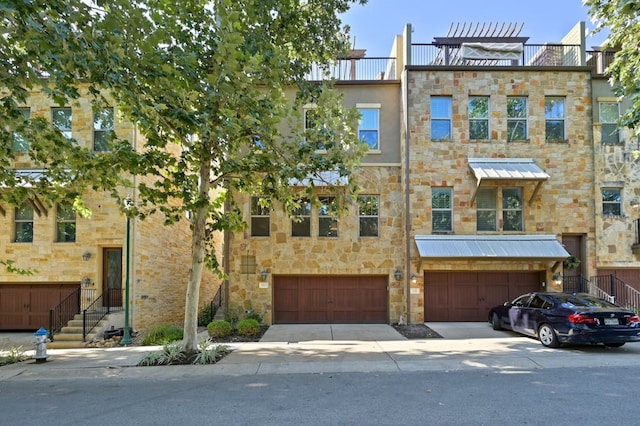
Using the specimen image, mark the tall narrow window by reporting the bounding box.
[503,188,523,231]
[291,199,311,237]
[56,202,76,242]
[358,108,380,150]
[600,102,620,144]
[469,96,489,140]
[545,97,565,141]
[318,196,338,237]
[476,188,497,231]
[431,96,452,140]
[13,107,30,152]
[93,108,114,151]
[507,97,527,141]
[250,197,270,237]
[432,188,452,232]
[602,188,622,216]
[52,107,72,139]
[14,203,34,242]
[358,195,379,237]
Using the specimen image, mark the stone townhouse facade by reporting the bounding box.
[0,87,220,331]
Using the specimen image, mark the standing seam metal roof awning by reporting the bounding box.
[0,169,49,217]
[468,158,549,206]
[415,234,570,260]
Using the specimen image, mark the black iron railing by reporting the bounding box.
[305,57,397,81]
[211,284,224,318]
[49,288,81,341]
[562,274,589,293]
[82,288,123,341]
[591,274,640,312]
[634,219,640,247]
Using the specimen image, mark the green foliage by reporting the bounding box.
[0,346,28,366]
[192,340,231,365]
[224,307,241,328]
[137,342,185,366]
[244,309,263,323]
[236,319,260,337]
[207,320,232,338]
[141,324,184,346]
[0,260,36,276]
[198,303,215,327]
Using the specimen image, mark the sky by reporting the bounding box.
[340,0,609,57]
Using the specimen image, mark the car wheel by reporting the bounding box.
[538,324,560,348]
[491,313,502,330]
[604,342,625,348]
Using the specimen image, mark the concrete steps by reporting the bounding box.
[48,315,109,349]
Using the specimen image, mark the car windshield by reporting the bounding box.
[555,294,617,309]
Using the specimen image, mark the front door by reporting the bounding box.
[103,248,122,308]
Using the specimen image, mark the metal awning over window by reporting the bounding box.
[468,158,549,206]
[415,234,570,261]
[0,169,49,217]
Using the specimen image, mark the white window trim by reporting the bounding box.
[356,103,381,152]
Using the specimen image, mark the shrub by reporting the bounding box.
[224,307,240,328]
[207,320,232,338]
[237,318,260,337]
[198,303,214,327]
[244,309,263,323]
[0,346,28,366]
[141,324,184,346]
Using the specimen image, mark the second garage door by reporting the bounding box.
[424,271,542,321]
[274,275,388,324]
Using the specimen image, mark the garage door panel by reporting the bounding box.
[0,284,77,330]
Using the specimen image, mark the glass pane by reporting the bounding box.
[603,203,621,216]
[432,189,451,209]
[432,211,452,231]
[602,189,621,203]
[359,130,379,149]
[15,222,33,242]
[358,196,379,216]
[476,188,496,209]
[431,97,451,119]
[15,204,34,220]
[503,189,522,209]
[94,131,110,151]
[545,120,565,141]
[52,108,72,138]
[469,120,488,140]
[503,210,523,231]
[360,217,379,237]
[292,217,310,237]
[319,217,338,237]
[251,217,270,236]
[507,97,527,118]
[318,197,337,216]
[93,109,114,130]
[507,120,527,141]
[106,250,122,290]
[304,109,318,130]
[251,197,269,215]
[57,203,75,221]
[600,102,619,123]
[12,108,30,152]
[359,109,378,129]
[469,97,489,118]
[545,98,565,119]
[601,124,620,144]
[477,211,496,231]
[57,223,76,242]
[431,120,451,140]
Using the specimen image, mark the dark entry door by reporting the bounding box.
[103,247,122,308]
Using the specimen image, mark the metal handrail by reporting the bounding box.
[82,288,123,341]
[211,284,224,318]
[49,288,81,341]
[591,274,640,312]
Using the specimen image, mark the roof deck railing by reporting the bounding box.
[305,57,397,81]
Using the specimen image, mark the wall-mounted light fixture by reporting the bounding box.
[82,251,91,261]
[552,272,562,286]
[394,269,402,280]
[260,269,268,280]
[81,277,91,287]
[411,274,418,284]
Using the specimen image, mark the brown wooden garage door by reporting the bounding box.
[0,284,78,330]
[424,271,543,321]
[274,275,388,324]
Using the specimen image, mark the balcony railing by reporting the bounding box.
[410,43,582,67]
[305,57,396,81]
[587,50,616,75]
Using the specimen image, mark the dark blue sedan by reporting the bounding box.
[488,292,640,348]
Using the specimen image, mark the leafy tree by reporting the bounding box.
[2,0,367,354]
[585,0,640,135]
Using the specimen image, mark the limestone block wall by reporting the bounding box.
[227,165,405,324]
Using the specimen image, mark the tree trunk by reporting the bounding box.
[182,159,211,352]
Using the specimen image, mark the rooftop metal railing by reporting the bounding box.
[305,57,397,81]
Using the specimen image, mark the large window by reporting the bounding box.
[431,96,452,140]
[14,203,34,243]
[507,97,527,141]
[600,102,620,144]
[502,188,523,231]
[545,97,566,141]
[291,199,311,237]
[469,96,489,140]
[52,107,72,139]
[250,197,270,237]
[358,108,380,150]
[358,195,379,237]
[432,188,452,232]
[56,202,76,242]
[93,108,114,151]
[12,107,30,152]
[602,188,621,216]
[318,196,338,237]
[476,188,497,231]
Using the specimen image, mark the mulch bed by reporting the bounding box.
[392,323,443,339]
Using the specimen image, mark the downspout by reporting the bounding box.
[223,194,230,313]
[403,24,412,323]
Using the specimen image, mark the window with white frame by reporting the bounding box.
[250,197,270,237]
[318,196,338,237]
[358,195,379,237]
[14,203,34,243]
[602,188,622,216]
[52,107,72,139]
[507,97,527,141]
[291,198,311,237]
[469,96,489,140]
[545,97,566,141]
[93,108,114,151]
[599,102,620,144]
[432,187,452,232]
[12,107,30,152]
[56,202,76,242]
[431,96,452,140]
[502,188,523,231]
[358,106,380,150]
[476,188,497,231]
